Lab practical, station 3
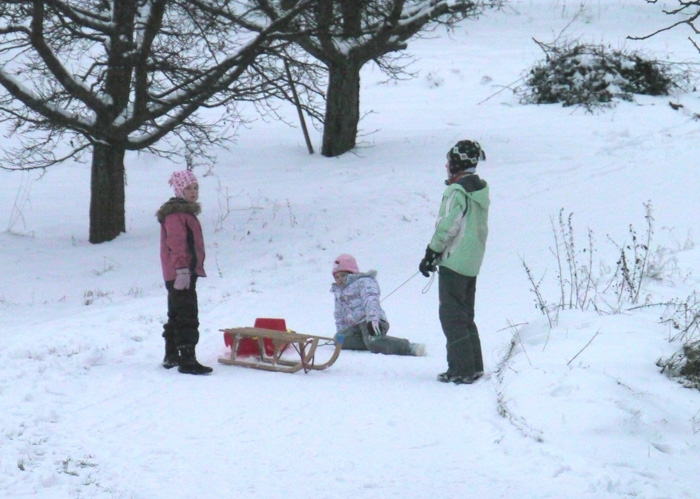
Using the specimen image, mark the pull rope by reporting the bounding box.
[380,271,420,303]
[421,271,436,294]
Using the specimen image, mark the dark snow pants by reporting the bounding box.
[438,267,484,377]
[335,321,412,356]
[162,276,200,348]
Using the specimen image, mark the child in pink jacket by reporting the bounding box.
[156,170,212,375]
[331,254,425,356]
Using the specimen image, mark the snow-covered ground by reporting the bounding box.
[1,1,699,497]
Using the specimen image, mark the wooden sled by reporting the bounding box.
[218,327,342,374]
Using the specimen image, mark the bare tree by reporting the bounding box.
[263,0,502,157]
[632,1,700,52]
[0,0,315,243]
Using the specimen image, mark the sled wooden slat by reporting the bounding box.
[218,327,342,374]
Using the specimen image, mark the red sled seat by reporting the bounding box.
[224,318,289,357]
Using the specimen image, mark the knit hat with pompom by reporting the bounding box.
[169,170,198,198]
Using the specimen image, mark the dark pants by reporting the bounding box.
[438,267,483,377]
[162,276,199,348]
[335,322,412,356]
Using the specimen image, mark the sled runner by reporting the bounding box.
[218,326,342,373]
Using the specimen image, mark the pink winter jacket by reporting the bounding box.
[156,199,206,282]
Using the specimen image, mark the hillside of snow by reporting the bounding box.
[1,1,699,497]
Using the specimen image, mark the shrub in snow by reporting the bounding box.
[518,40,687,110]
[658,341,700,391]
[523,204,700,392]
[522,204,655,327]
[680,342,700,379]
[658,292,700,391]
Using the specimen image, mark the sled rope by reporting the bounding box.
[421,271,436,294]
[381,271,420,303]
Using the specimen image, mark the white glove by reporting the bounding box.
[174,268,190,290]
[370,320,382,336]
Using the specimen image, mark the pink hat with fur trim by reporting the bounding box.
[169,170,198,198]
[332,254,360,276]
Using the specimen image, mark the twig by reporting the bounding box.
[521,258,553,328]
[284,58,314,154]
[494,333,544,443]
[477,76,526,105]
[510,320,532,366]
[495,322,529,333]
[567,328,601,366]
[550,212,566,310]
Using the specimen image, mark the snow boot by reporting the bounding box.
[438,371,483,384]
[451,374,477,385]
[162,339,179,369]
[177,345,213,375]
[410,343,426,357]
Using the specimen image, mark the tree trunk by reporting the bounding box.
[89,143,126,244]
[321,61,362,157]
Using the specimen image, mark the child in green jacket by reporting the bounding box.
[419,140,490,384]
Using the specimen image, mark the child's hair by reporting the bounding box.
[332,254,359,276]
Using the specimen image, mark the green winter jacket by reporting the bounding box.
[429,173,490,277]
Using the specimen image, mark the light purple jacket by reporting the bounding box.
[157,198,206,282]
[331,271,389,333]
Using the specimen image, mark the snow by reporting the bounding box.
[1,1,699,497]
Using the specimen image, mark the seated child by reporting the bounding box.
[331,254,425,356]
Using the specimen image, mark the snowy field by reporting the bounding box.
[1,1,700,497]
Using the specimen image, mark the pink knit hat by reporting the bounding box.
[332,254,359,276]
[169,170,198,198]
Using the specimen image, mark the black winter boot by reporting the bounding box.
[177,346,213,375]
[162,338,179,369]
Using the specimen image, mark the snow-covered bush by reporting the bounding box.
[518,40,687,110]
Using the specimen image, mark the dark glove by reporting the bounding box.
[419,246,442,277]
